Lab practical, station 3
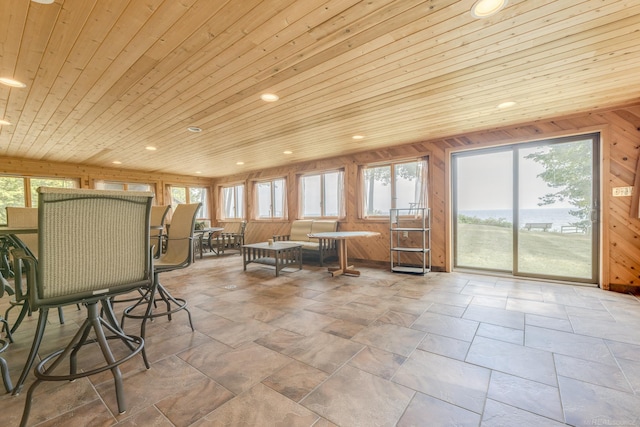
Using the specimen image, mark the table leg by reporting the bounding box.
[242,247,248,271]
[328,239,360,277]
[328,240,344,276]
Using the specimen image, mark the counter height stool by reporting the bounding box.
[122,203,200,361]
[150,205,171,258]
[3,207,67,336]
[11,187,154,427]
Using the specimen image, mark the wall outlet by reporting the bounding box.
[612,186,633,197]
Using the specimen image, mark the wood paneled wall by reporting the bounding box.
[3,103,640,291]
[215,102,640,291]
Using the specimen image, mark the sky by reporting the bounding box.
[455,147,575,211]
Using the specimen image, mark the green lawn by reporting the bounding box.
[456,223,592,279]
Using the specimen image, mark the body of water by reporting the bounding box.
[458,208,581,232]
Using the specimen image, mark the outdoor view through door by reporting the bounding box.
[453,134,599,283]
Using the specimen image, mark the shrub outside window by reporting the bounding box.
[0,175,78,223]
[361,159,428,217]
[170,185,209,219]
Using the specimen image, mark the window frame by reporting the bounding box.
[0,175,79,224]
[219,183,245,220]
[298,169,345,219]
[253,177,287,220]
[94,180,155,193]
[360,157,428,219]
[169,185,210,220]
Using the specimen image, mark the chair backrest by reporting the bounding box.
[6,207,39,258]
[30,187,154,308]
[150,205,171,228]
[289,220,313,242]
[150,205,170,237]
[150,205,171,257]
[161,203,200,266]
[309,220,338,242]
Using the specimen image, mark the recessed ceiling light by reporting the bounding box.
[112,160,122,165]
[352,135,365,140]
[497,101,517,109]
[236,161,244,165]
[32,0,55,4]
[0,119,11,126]
[195,171,202,174]
[0,77,27,88]
[471,0,508,18]
[260,93,279,102]
[187,126,202,133]
[283,150,293,155]
[145,146,157,151]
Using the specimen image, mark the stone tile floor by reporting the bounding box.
[1,255,640,426]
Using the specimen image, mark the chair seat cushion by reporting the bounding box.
[286,241,320,251]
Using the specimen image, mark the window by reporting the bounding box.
[300,170,344,218]
[170,185,209,219]
[220,184,244,219]
[95,180,154,192]
[361,159,428,217]
[0,175,78,223]
[255,178,286,219]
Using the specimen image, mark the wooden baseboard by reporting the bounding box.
[607,283,640,296]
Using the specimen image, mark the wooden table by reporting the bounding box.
[242,241,303,276]
[308,231,380,277]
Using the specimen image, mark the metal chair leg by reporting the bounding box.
[12,308,49,395]
[0,339,12,393]
[121,274,194,368]
[19,302,145,426]
[0,317,13,343]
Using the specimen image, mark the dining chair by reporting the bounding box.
[150,205,171,258]
[121,203,200,361]
[3,207,66,335]
[10,187,154,427]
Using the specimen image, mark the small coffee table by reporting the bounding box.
[242,241,303,276]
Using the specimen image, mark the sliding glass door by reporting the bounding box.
[453,134,599,283]
[454,149,514,272]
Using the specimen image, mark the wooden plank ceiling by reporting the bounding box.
[1,0,639,178]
